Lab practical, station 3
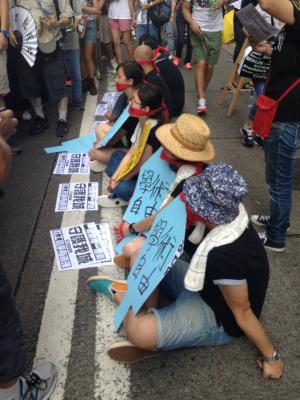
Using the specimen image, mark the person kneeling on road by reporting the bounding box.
[87,163,283,380]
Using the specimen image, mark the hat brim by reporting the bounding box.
[155,123,216,162]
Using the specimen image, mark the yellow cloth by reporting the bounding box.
[114,121,154,182]
[222,10,235,44]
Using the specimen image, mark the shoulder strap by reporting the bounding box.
[278,78,300,103]
[52,0,61,19]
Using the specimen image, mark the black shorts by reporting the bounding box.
[0,262,27,382]
[16,45,67,103]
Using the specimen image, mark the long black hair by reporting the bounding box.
[117,61,144,86]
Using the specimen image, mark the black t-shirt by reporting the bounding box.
[145,70,174,117]
[200,224,269,337]
[155,58,185,117]
[146,122,163,153]
[265,5,300,122]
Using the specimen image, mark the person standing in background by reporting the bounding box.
[108,0,134,64]
[80,0,102,96]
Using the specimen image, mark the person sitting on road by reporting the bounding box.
[87,163,283,381]
[89,61,144,173]
[134,45,173,119]
[97,83,165,207]
[138,34,185,117]
[105,114,215,270]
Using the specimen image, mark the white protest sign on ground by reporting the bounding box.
[55,182,98,212]
[50,222,114,271]
[101,92,121,103]
[53,153,90,175]
[95,103,114,117]
[95,223,115,265]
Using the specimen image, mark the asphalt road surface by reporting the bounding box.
[0,46,299,400]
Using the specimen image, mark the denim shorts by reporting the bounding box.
[150,258,234,351]
[83,20,97,43]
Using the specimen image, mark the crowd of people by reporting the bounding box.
[1,0,300,398]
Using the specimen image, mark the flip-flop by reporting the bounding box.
[87,275,127,299]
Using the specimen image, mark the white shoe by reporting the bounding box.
[97,195,129,208]
[20,361,57,400]
[90,160,106,173]
[111,58,118,70]
[22,110,32,121]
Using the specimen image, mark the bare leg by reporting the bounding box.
[89,147,122,163]
[111,29,123,64]
[122,31,134,61]
[114,293,158,350]
[205,64,214,91]
[83,42,96,79]
[195,60,207,99]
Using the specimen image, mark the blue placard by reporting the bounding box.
[44,146,66,154]
[123,148,176,224]
[114,196,187,330]
[44,134,95,154]
[96,105,130,148]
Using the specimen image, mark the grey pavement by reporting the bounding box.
[0,46,299,399]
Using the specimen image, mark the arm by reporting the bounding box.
[259,0,295,25]
[219,284,284,379]
[171,0,176,21]
[81,0,101,15]
[182,1,201,34]
[141,0,164,11]
[0,0,9,51]
[128,0,134,16]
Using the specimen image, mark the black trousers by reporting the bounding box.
[176,11,192,64]
[0,262,27,383]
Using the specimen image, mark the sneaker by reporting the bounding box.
[22,110,32,121]
[240,82,253,92]
[197,104,207,115]
[258,231,285,252]
[90,160,106,173]
[56,119,68,137]
[240,128,254,148]
[20,361,57,400]
[89,78,98,96]
[254,135,264,147]
[173,57,180,66]
[87,275,127,299]
[184,62,192,70]
[251,214,290,230]
[29,116,49,135]
[107,341,158,363]
[95,69,102,80]
[251,215,270,227]
[97,195,129,208]
[73,102,84,111]
[114,254,130,269]
[111,57,118,70]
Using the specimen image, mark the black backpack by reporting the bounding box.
[148,0,172,28]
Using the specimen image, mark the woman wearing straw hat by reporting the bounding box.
[88,113,215,272]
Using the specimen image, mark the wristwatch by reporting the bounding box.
[128,223,138,235]
[261,347,281,362]
[0,29,10,39]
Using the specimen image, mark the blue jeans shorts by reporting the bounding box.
[151,258,234,351]
[105,150,137,201]
[83,20,97,43]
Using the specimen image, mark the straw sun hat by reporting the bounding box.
[155,113,215,162]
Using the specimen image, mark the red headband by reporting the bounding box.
[160,150,204,174]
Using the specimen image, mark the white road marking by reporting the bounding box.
[94,71,131,400]
[34,93,98,399]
